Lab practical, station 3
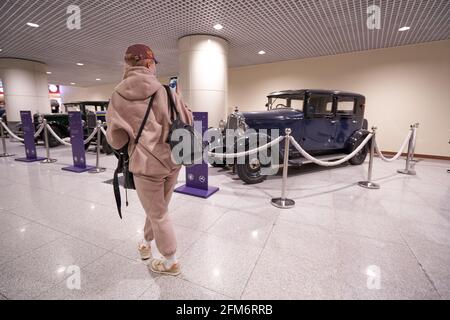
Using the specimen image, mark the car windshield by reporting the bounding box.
[64,104,80,112]
[85,105,99,112]
[268,97,304,110]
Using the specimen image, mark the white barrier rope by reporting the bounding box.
[374,130,412,162]
[84,127,98,145]
[208,136,285,159]
[289,133,374,167]
[100,126,107,138]
[46,124,72,146]
[0,120,24,142]
[33,123,45,138]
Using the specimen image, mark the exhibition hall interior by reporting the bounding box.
[0,0,449,301]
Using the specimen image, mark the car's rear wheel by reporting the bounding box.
[236,157,267,184]
[349,143,368,165]
[47,126,63,148]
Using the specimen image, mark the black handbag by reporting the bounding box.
[164,85,204,166]
[113,93,156,219]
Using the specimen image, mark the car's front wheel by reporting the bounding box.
[349,143,368,165]
[236,157,267,184]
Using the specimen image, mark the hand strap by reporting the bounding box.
[163,85,180,122]
[113,160,123,219]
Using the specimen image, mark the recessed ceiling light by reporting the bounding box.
[213,24,223,30]
[96,78,101,81]
[0,49,3,52]
[46,71,52,75]
[258,50,266,55]
[26,22,39,28]
[76,62,84,66]
[399,26,411,32]
[70,82,76,85]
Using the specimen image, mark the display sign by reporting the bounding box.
[15,111,45,162]
[48,84,60,94]
[62,111,94,173]
[174,112,219,199]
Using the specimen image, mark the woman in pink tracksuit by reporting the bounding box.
[106,44,193,276]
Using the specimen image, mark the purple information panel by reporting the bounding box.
[174,112,219,199]
[62,111,94,173]
[15,111,45,162]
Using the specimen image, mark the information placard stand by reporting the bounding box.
[175,112,219,199]
[62,112,95,173]
[15,111,45,162]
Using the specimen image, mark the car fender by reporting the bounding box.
[47,121,69,138]
[345,129,371,154]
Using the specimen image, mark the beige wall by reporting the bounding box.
[60,83,115,103]
[229,40,450,157]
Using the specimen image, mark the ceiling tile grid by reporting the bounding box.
[0,0,448,87]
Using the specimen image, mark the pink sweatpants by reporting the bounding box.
[134,168,180,257]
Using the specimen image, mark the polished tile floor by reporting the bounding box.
[0,139,449,300]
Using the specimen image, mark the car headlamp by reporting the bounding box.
[219,119,226,131]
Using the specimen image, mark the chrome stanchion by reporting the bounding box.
[0,117,15,158]
[271,128,295,209]
[89,121,106,174]
[41,119,57,164]
[410,123,419,165]
[397,124,417,176]
[358,127,380,189]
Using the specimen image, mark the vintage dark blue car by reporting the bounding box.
[210,89,370,184]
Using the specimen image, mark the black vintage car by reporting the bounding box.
[210,89,370,184]
[33,101,113,154]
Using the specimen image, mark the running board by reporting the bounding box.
[287,153,348,167]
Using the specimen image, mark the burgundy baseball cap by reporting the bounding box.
[125,44,159,64]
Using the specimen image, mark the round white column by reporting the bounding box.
[0,58,50,122]
[178,35,228,127]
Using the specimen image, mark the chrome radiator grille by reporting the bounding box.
[227,114,240,130]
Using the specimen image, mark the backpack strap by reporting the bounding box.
[135,93,156,144]
[163,85,180,122]
[113,92,156,220]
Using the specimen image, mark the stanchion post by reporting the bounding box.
[397,124,417,176]
[41,119,57,164]
[89,121,106,174]
[410,123,419,164]
[358,127,380,190]
[0,117,15,158]
[271,128,295,209]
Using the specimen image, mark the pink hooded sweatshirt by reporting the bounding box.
[106,66,193,177]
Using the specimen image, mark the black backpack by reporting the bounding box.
[113,93,156,219]
[164,85,205,166]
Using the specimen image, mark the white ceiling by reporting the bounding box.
[0,0,448,87]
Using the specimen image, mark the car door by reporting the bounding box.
[302,94,336,151]
[334,96,359,149]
